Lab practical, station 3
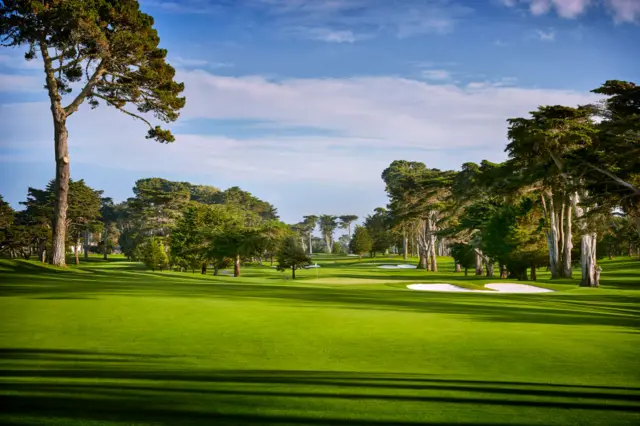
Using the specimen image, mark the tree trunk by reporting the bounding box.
[402,229,408,261]
[234,255,240,277]
[103,227,109,260]
[40,248,46,263]
[84,228,90,260]
[485,262,494,278]
[561,195,573,278]
[429,250,437,272]
[213,265,219,276]
[417,251,428,269]
[544,194,560,278]
[475,250,483,275]
[580,233,598,287]
[51,117,70,267]
[292,266,296,280]
[309,234,313,255]
[427,215,438,272]
[499,264,507,279]
[201,263,207,275]
[454,263,461,273]
[531,263,537,281]
[324,235,333,254]
[74,239,80,265]
[438,238,447,257]
[572,191,599,287]
[464,268,468,276]
[558,198,565,272]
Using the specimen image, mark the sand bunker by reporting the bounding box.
[407,284,481,292]
[305,264,321,269]
[407,283,553,293]
[378,264,417,269]
[485,283,553,293]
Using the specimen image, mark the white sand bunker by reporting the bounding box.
[408,284,483,292]
[407,283,553,293]
[305,264,321,269]
[485,283,553,293]
[378,264,417,269]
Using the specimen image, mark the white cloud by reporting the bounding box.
[302,28,359,43]
[171,57,210,67]
[2,69,599,168]
[421,69,452,81]
[607,0,640,23]
[141,0,224,14]
[0,53,42,70]
[536,28,556,40]
[1,69,601,221]
[0,74,43,92]
[210,62,234,69]
[502,0,640,22]
[170,57,234,69]
[257,0,471,39]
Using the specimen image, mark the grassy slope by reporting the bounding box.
[0,255,639,425]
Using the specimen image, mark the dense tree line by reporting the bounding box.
[358,80,639,287]
[1,81,637,286]
[0,178,288,275]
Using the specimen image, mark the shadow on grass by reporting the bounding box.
[2,283,640,331]
[1,349,639,425]
[2,260,640,330]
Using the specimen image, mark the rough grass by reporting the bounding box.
[0,254,639,425]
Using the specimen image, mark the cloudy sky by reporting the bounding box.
[0,0,638,224]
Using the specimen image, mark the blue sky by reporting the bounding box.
[1,0,638,224]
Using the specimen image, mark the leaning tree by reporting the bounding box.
[1,0,185,266]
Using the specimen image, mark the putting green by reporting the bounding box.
[1,255,639,425]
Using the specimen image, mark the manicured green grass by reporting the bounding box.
[1,255,639,425]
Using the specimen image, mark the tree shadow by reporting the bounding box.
[1,349,639,425]
[2,260,640,329]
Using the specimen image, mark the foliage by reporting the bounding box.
[349,225,373,258]
[318,215,338,253]
[364,208,393,257]
[214,186,279,222]
[139,237,168,271]
[338,215,358,237]
[450,243,475,275]
[276,237,312,279]
[0,0,186,141]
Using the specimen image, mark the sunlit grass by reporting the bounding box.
[1,255,639,425]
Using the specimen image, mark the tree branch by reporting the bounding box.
[51,53,92,73]
[91,93,153,129]
[64,60,107,116]
[38,39,62,109]
[584,163,640,195]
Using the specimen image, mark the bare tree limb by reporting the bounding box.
[584,163,640,195]
[64,60,107,116]
[91,93,153,129]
